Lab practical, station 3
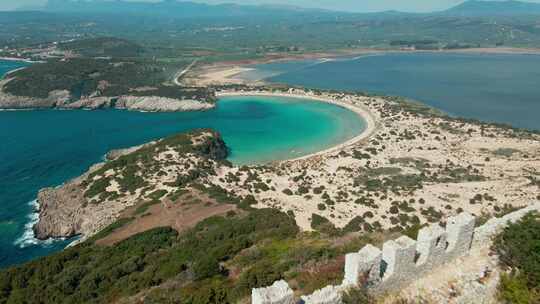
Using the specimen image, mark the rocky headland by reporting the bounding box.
[0,78,215,112]
[33,129,229,241]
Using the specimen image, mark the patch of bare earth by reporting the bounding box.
[96,191,236,246]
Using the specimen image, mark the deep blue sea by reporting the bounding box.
[245,52,540,131]
[0,60,365,268]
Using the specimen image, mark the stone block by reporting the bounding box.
[343,244,382,287]
[446,213,475,260]
[252,280,295,304]
[381,236,416,281]
[301,285,342,304]
[416,224,448,269]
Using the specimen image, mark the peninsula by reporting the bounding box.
[0,57,216,112]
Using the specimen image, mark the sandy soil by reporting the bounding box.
[182,65,257,86]
[209,88,540,232]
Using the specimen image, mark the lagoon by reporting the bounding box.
[247,52,540,131]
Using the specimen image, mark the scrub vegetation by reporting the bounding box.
[494,212,540,304]
[0,207,398,304]
[3,57,215,103]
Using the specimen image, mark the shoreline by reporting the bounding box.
[186,47,540,89]
[0,57,35,63]
[207,47,540,67]
[216,91,379,163]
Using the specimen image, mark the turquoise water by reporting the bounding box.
[0,60,365,268]
[251,52,540,131]
[0,60,28,80]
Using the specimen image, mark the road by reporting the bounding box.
[174,59,198,86]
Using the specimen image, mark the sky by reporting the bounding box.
[2,0,540,13]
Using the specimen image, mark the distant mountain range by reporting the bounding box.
[31,0,540,17]
[442,0,540,16]
[42,0,336,18]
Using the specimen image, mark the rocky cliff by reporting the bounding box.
[0,78,215,112]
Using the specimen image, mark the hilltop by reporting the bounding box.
[43,0,335,18]
[443,0,540,16]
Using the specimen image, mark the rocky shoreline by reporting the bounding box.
[0,78,215,112]
[33,162,117,241]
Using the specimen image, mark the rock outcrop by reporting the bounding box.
[0,78,215,112]
[252,280,295,304]
[0,79,71,108]
[114,96,214,112]
[34,179,86,240]
[33,163,128,241]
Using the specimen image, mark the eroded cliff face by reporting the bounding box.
[34,181,86,240]
[0,79,71,108]
[33,130,229,241]
[0,78,215,112]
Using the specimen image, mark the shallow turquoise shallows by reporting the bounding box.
[0,60,366,268]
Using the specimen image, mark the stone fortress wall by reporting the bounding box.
[252,202,540,304]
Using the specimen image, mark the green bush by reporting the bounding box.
[193,255,222,280]
[494,212,540,303]
[498,273,535,304]
[342,287,374,304]
[0,209,299,303]
[236,260,284,291]
[311,214,340,236]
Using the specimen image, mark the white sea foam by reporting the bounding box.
[350,53,386,61]
[13,199,58,248]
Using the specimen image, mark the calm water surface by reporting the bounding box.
[246,52,540,130]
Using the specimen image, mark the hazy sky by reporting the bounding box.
[3,0,540,13]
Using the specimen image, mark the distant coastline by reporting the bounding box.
[0,57,37,63]
[210,47,540,67]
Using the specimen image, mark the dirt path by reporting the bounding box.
[174,59,198,86]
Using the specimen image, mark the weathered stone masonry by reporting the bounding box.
[252,280,295,304]
[251,202,540,304]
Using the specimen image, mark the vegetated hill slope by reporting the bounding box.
[58,37,144,58]
[0,57,216,106]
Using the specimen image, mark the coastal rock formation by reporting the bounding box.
[34,181,86,240]
[114,96,214,112]
[0,78,215,112]
[33,130,229,241]
[0,79,71,108]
